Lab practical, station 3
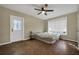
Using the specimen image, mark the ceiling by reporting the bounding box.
[0,4,78,20]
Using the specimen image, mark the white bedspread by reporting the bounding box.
[34,32,59,40]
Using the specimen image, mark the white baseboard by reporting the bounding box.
[64,39,77,42]
[24,37,30,40]
[0,38,30,46]
[0,42,11,46]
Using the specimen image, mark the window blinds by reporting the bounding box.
[48,16,67,35]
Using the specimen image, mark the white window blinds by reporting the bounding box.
[48,16,67,35]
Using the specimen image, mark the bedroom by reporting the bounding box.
[0,4,79,55]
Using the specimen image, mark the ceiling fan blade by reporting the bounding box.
[37,12,42,15]
[44,12,47,15]
[46,10,54,12]
[34,8,41,11]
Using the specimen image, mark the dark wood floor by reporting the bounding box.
[0,38,79,55]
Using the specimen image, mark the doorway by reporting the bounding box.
[10,15,24,42]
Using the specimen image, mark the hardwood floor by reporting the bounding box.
[0,38,79,55]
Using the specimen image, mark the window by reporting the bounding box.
[48,16,67,35]
[13,19,22,30]
[10,15,23,31]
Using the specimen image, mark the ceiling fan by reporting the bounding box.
[34,4,54,15]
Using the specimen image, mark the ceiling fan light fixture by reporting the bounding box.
[34,4,54,15]
[42,11,45,14]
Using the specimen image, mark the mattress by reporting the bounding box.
[32,32,59,44]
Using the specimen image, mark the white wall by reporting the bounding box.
[0,6,44,44]
[77,5,79,47]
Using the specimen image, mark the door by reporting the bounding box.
[10,15,24,42]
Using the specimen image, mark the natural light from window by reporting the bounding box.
[48,16,67,36]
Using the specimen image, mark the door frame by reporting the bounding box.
[10,15,24,43]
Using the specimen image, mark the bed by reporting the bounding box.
[31,32,59,44]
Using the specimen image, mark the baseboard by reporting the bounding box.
[0,38,30,46]
[63,39,77,42]
[24,37,30,40]
[0,42,11,46]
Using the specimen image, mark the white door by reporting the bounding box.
[10,15,24,42]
